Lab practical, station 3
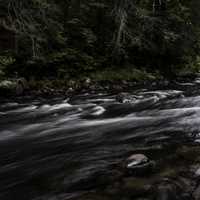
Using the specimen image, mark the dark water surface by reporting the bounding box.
[1,80,200,199]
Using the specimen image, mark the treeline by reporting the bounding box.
[0,0,200,80]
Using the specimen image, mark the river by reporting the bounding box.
[1,79,200,200]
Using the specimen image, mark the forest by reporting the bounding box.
[0,0,200,84]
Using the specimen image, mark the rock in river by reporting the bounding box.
[125,154,155,176]
[116,92,137,103]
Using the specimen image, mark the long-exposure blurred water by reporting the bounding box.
[1,80,200,200]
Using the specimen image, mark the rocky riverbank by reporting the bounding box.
[0,72,199,102]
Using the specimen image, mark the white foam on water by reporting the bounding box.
[40,104,51,109]
[176,82,195,86]
[88,98,115,103]
[140,90,183,99]
[91,106,106,116]
[161,107,200,115]
[55,112,82,124]
[80,116,153,127]
[48,103,72,111]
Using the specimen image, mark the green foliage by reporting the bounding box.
[48,48,99,78]
[0,55,15,79]
[91,67,158,82]
[0,0,200,79]
[0,56,15,67]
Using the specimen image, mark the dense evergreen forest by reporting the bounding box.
[1,0,200,82]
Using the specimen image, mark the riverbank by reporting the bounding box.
[0,67,199,101]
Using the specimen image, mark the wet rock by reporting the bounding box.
[125,154,155,176]
[116,93,136,103]
[82,78,92,89]
[126,154,148,167]
[116,92,127,103]
[66,87,74,95]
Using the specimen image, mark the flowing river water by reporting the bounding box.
[1,79,200,200]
